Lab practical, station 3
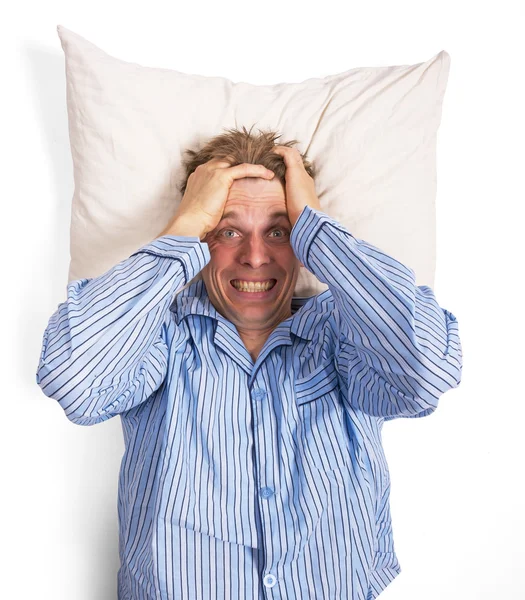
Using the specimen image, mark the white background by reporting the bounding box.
[3,1,524,598]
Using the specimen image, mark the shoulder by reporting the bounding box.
[292,287,336,316]
[291,288,338,339]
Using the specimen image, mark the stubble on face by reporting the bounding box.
[201,177,301,338]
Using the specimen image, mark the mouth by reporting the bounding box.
[229,279,278,296]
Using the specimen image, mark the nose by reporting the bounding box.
[238,234,272,269]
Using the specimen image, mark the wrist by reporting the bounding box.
[158,215,208,241]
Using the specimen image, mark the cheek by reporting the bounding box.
[206,247,233,272]
[282,250,300,268]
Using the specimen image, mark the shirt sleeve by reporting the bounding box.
[290,205,463,420]
[36,235,210,426]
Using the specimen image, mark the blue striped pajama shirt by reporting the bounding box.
[36,205,463,599]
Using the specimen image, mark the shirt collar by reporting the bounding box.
[170,278,316,341]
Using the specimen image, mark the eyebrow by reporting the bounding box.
[220,210,290,223]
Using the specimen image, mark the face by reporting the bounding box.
[201,177,302,335]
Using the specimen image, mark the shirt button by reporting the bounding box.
[263,573,277,588]
[252,388,267,401]
[260,486,274,499]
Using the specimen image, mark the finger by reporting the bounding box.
[271,145,303,166]
[206,158,235,169]
[227,163,275,180]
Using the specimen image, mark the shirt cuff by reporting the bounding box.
[130,235,211,283]
[290,205,348,270]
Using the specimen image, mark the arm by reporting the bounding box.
[36,235,210,426]
[290,205,462,420]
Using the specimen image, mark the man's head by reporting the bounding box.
[178,125,316,335]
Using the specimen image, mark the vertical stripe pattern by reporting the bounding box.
[36,206,462,598]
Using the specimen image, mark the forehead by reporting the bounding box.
[220,177,288,222]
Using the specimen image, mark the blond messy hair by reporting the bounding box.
[178,124,316,196]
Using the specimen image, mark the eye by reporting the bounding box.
[219,228,288,239]
[270,228,290,238]
[221,229,238,238]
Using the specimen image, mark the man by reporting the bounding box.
[36,126,463,599]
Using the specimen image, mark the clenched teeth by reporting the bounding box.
[231,279,276,292]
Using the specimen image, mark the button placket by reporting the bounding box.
[252,388,267,401]
[260,486,274,499]
[252,380,279,588]
[252,388,267,431]
[263,573,277,588]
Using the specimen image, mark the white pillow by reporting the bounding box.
[58,24,450,296]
